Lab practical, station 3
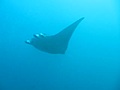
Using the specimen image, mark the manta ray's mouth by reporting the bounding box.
[34,34,40,38]
[34,33,47,38]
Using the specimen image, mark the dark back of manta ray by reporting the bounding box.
[27,17,84,54]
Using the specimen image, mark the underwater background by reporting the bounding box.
[0,0,120,90]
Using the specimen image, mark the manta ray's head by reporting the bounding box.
[25,33,66,54]
[25,33,48,51]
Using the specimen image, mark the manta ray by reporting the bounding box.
[25,17,84,54]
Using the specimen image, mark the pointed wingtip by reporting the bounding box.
[73,17,84,26]
[75,17,84,24]
[82,17,85,19]
[79,17,85,21]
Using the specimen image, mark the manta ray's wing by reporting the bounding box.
[54,17,84,39]
[45,17,84,54]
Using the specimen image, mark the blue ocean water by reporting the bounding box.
[0,0,120,90]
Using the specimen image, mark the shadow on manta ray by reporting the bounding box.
[25,17,84,54]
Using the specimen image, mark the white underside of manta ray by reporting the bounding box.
[25,17,84,54]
